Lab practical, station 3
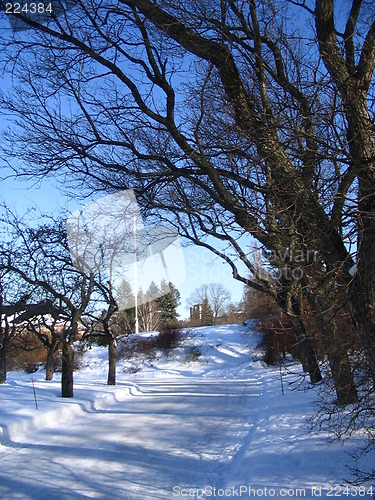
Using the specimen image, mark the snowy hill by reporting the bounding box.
[0,322,374,499]
[80,321,263,380]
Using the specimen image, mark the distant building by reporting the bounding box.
[190,304,202,321]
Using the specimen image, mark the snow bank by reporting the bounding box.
[0,322,374,499]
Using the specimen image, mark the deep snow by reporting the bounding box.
[0,322,374,499]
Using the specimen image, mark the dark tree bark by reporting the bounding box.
[303,286,358,405]
[45,343,55,381]
[315,0,375,380]
[107,334,117,386]
[61,338,74,398]
[288,316,323,385]
[89,274,120,386]
[275,285,322,385]
[287,297,323,385]
[0,344,7,384]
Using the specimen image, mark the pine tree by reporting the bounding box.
[115,279,136,334]
[157,280,181,325]
[200,298,214,326]
[116,279,135,311]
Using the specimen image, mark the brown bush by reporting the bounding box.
[7,332,46,371]
[154,325,182,350]
[116,325,185,362]
[258,314,299,365]
[116,334,156,361]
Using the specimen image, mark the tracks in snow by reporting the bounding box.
[0,377,262,500]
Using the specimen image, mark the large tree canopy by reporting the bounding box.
[0,0,375,382]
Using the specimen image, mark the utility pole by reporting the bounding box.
[134,211,139,334]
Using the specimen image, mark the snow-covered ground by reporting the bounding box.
[0,322,374,499]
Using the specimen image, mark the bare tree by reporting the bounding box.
[239,244,324,385]
[137,284,161,332]
[0,1,374,387]
[315,0,375,377]
[84,278,119,386]
[187,283,231,322]
[13,297,68,381]
[0,268,33,383]
[3,213,93,397]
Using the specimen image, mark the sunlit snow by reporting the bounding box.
[0,322,373,499]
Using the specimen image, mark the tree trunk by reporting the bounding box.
[287,312,322,385]
[345,99,375,382]
[277,287,322,385]
[0,345,6,384]
[315,0,375,382]
[325,329,358,406]
[349,285,375,382]
[45,345,55,381]
[319,318,358,405]
[107,335,117,386]
[61,340,74,398]
[304,287,358,405]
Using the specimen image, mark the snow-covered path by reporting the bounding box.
[0,378,261,499]
[1,323,374,499]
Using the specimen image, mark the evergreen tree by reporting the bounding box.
[115,279,136,334]
[147,281,161,301]
[157,280,181,325]
[116,279,135,311]
[200,298,214,326]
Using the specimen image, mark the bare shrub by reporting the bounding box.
[116,334,156,361]
[24,362,42,374]
[116,325,185,363]
[258,314,299,365]
[8,332,47,372]
[52,344,85,372]
[184,346,201,362]
[241,286,280,322]
[154,325,182,351]
[136,338,156,357]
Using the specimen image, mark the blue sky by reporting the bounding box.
[0,60,246,318]
[0,172,245,319]
[0,11,246,320]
